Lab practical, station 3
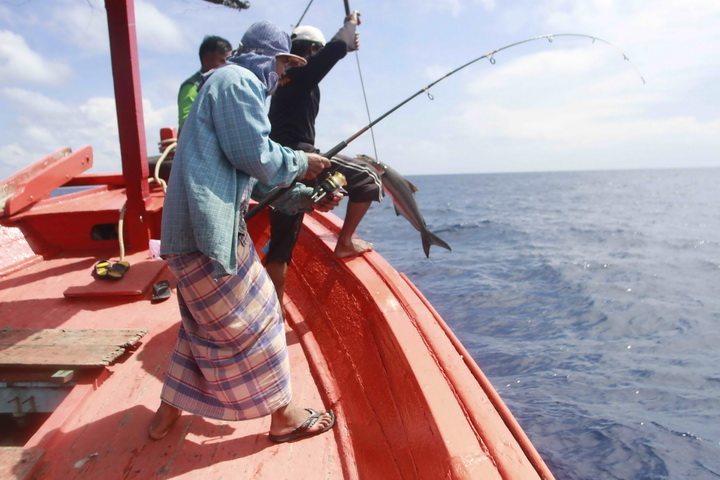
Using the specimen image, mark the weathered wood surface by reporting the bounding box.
[0,448,44,480]
[0,329,146,368]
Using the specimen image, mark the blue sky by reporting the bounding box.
[1,0,719,179]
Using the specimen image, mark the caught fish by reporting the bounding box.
[354,154,451,257]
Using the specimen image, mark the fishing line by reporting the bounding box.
[296,0,379,158]
[342,0,381,163]
[354,54,381,161]
[245,32,645,221]
[294,0,315,28]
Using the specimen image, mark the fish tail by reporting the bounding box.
[421,230,452,257]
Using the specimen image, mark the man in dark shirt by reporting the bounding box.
[266,12,383,303]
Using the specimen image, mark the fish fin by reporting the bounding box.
[356,153,375,163]
[393,204,403,217]
[406,180,419,193]
[421,230,452,257]
[354,154,385,174]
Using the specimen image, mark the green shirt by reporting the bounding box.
[178,71,203,130]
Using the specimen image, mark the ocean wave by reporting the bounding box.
[359,168,720,479]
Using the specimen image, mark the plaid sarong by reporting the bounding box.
[160,242,291,421]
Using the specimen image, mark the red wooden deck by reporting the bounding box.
[0,247,346,479]
[0,179,553,479]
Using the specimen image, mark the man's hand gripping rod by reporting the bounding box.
[244,137,356,222]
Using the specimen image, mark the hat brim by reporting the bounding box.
[276,53,307,67]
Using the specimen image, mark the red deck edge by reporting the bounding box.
[283,298,360,480]
[282,209,556,479]
[399,274,555,480]
[0,146,92,217]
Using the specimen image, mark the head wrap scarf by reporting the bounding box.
[226,21,293,96]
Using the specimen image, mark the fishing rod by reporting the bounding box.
[201,0,251,10]
[294,0,315,27]
[245,32,645,221]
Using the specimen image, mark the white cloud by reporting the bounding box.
[142,98,179,149]
[2,0,719,178]
[0,143,29,171]
[412,0,495,16]
[468,47,620,89]
[43,0,186,55]
[427,0,462,16]
[0,30,73,85]
[0,88,115,176]
[47,1,109,55]
[79,97,120,133]
[1,87,74,118]
[538,0,720,67]
[135,0,187,53]
[458,101,720,149]
[0,87,173,178]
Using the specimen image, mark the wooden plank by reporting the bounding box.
[0,328,147,369]
[0,345,127,368]
[0,329,146,348]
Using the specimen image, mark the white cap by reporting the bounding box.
[291,26,326,46]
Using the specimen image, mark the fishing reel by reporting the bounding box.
[310,171,347,203]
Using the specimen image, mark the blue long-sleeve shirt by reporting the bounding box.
[161,63,313,277]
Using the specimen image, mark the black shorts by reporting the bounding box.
[266,209,305,264]
[328,154,384,204]
[265,153,384,264]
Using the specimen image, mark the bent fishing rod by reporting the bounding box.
[245,33,644,221]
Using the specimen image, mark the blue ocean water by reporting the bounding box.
[352,168,720,480]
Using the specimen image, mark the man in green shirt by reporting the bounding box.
[177,35,232,131]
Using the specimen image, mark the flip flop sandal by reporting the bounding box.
[107,260,130,280]
[151,280,171,303]
[268,408,336,443]
[93,260,111,279]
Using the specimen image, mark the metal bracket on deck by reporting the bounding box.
[0,370,75,415]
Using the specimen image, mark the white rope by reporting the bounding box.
[115,139,175,262]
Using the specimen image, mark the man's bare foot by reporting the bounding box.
[335,238,373,258]
[148,401,181,440]
[269,404,335,443]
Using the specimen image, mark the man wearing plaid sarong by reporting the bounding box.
[149,21,339,443]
